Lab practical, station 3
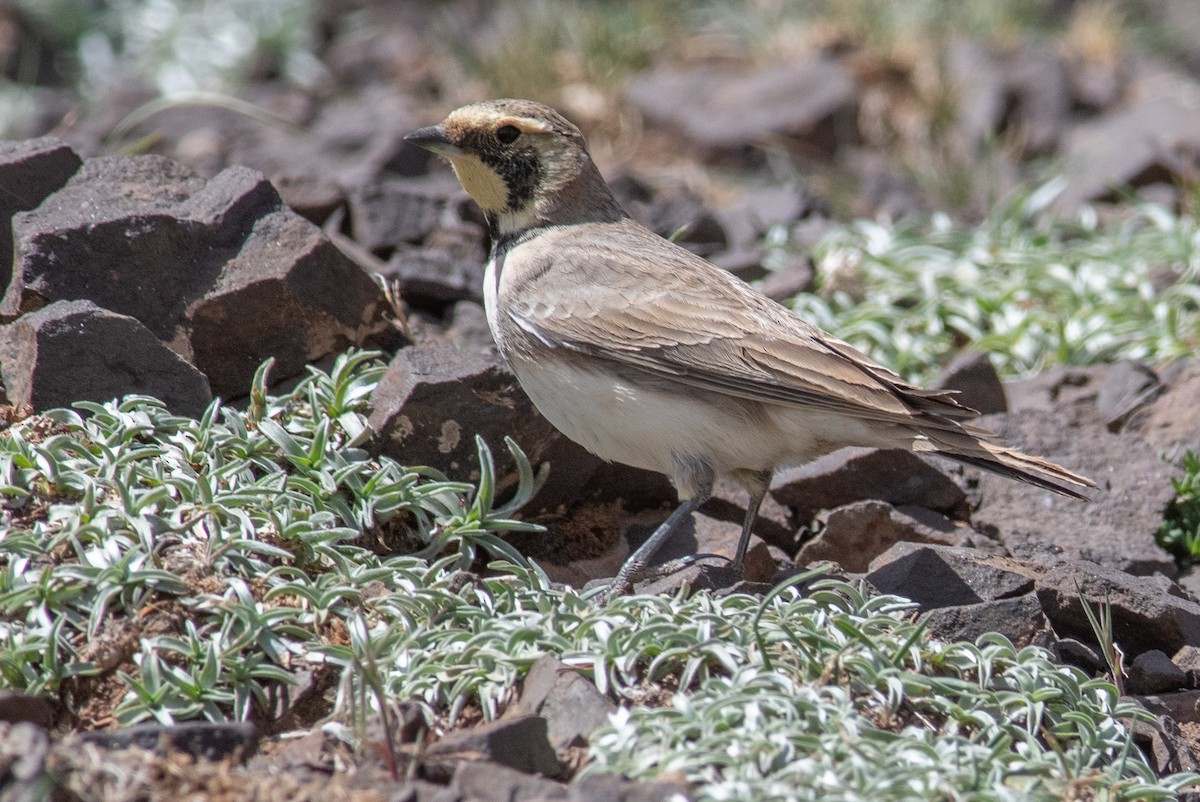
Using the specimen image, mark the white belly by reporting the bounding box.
[510,357,877,485]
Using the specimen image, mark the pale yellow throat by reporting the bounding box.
[447,155,508,213]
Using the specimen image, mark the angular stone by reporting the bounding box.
[1139,359,1200,453]
[77,721,259,760]
[382,225,487,309]
[425,715,560,779]
[569,773,691,802]
[0,693,54,729]
[1095,359,1159,431]
[797,501,972,573]
[1057,67,1200,212]
[934,351,1007,416]
[4,156,398,397]
[924,593,1047,647]
[1036,559,1200,656]
[0,300,212,416]
[517,656,615,750]
[628,60,855,151]
[771,447,968,521]
[867,542,1039,610]
[972,409,1176,574]
[0,721,52,793]
[1134,690,1200,724]
[451,761,567,800]
[1128,649,1188,695]
[367,344,600,513]
[700,476,795,553]
[0,137,81,299]
[348,174,464,253]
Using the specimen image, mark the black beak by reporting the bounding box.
[404,124,464,157]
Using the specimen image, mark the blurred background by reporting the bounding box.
[5,0,1200,218]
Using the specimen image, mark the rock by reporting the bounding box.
[1138,359,1200,454]
[1135,690,1200,724]
[516,656,616,750]
[943,38,1007,160]
[569,773,691,802]
[924,593,1048,647]
[424,715,561,780]
[971,409,1177,574]
[1095,359,1159,431]
[1003,364,1111,419]
[348,174,465,254]
[621,183,727,258]
[934,351,1007,415]
[367,344,601,514]
[77,721,259,760]
[0,693,54,729]
[1131,714,1200,775]
[1003,43,1071,157]
[758,254,816,303]
[797,501,972,573]
[700,476,795,553]
[771,447,968,522]
[0,137,81,300]
[1051,637,1106,675]
[716,184,819,249]
[1128,650,1189,695]
[0,300,212,416]
[866,543,1039,609]
[1175,644,1200,686]
[5,155,398,397]
[450,761,567,800]
[1035,559,1200,656]
[382,222,488,309]
[627,60,856,152]
[0,722,54,802]
[1057,66,1200,212]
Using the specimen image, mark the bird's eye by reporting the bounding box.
[495,125,521,144]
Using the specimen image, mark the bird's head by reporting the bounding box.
[405,99,623,236]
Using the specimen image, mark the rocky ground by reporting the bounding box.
[3,0,1200,799]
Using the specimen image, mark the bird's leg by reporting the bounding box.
[604,463,714,599]
[731,469,772,574]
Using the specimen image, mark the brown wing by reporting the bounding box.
[504,220,977,431]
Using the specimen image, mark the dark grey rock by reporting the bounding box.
[367,344,601,514]
[517,656,616,750]
[569,773,691,802]
[0,300,212,416]
[0,693,53,729]
[382,222,488,309]
[450,761,567,801]
[797,501,971,573]
[867,542,1039,610]
[1128,649,1189,695]
[924,593,1047,646]
[77,721,259,760]
[348,174,465,253]
[1051,637,1106,675]
[425,715,561,780]
[771,447,968,522]
[1131,713,1200,775]
[700,476,796,554]
[627,60,855,151]
[1057,66,1200,212]
[4,155,398,397]
[1134,690,1200,724]
[0,137,81,301]
[1036,559,1200,656]
[934,351,1007,416]
[971,409,1176,574]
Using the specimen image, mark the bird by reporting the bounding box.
[404,99,1095,597]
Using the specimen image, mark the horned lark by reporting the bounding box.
[405,99,1095,596]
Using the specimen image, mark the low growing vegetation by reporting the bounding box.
[0,352,1196,800]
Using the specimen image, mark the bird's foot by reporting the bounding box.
[595,553,739,605]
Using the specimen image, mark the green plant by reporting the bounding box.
[1159,450,1200,563]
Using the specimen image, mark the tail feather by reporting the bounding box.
[916,429,1096,500]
